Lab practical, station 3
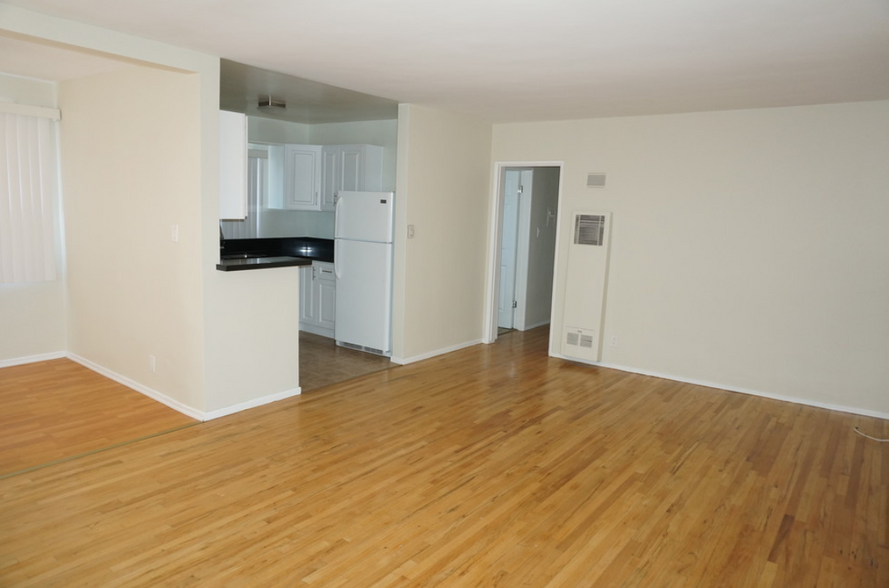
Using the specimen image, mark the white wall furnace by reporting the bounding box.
[560,211,612,362]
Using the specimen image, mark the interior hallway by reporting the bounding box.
[1,327,886,586]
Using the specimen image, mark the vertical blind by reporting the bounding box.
[0,113,58,284]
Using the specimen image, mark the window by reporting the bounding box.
[0,112,59,284]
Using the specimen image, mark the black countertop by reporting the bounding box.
[216,256,312,272]
[216,237,334,272]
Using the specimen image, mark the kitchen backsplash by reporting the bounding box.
[257,210,335,239]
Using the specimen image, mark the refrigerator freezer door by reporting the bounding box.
[335,191,394,243]
[334,239,392,354]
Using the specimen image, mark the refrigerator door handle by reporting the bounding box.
[334,239,341,279]
[334,194,343,238]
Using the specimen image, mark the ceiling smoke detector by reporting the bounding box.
[257,95,286,113]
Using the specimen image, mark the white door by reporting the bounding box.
[315,263,337,331]
[340,145,364,192]
[335,191,394,243]
[334,239,392,353]
[498,170,521,329]
[284,144,321,209]
[320,147,339,211]
[299,265,315,324]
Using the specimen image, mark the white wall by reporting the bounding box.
[0,73,66,364]
[0,281,66,364]
[248,116,310,144]
[59,65,206,410]
[492,101,889,417]
[522,167,559,329]
[0,72,56,107]
[5,5,300,418]
[393,105,492,362]
[202,265,300,414]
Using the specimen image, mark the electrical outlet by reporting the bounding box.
[148,355,157,372]
[407,224,415,239]
[171,224,179,242]
[610,336,619,348]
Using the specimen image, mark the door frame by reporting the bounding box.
[483,161,564,344]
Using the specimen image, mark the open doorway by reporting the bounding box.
[486,163,562,343]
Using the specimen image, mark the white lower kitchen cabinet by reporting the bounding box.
[299,266,314,325]
[299,261,336,338]
[315,263,336,331]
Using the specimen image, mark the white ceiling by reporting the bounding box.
[2,0,889,123]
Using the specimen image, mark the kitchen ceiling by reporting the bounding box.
[220,60,398,124]
[2,0,888,123]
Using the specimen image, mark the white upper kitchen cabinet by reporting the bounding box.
[219,110,247,220]
[320,144,383,212]
[283,144,322,210]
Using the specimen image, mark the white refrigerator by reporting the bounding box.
[334,191,394,356]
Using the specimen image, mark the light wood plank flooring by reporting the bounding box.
[0,358,197,478]
[1,328,886,587]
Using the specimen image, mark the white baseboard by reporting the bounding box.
[203,387,301,421]
[519,320,550,331]
[391,338,483,366]
[66,353,205,421]
[0,351,66,369]
[551,352,889,421]
[67,353,303,422]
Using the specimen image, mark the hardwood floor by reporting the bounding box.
[1,328,886,587]
[0,358,197,478]
[299,331,393,393]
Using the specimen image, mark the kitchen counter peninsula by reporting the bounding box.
[216,236,334,272]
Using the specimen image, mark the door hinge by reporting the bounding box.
[512,300,518,309]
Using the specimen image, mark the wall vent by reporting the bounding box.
[574,214,606,246]
[587,173,607,188]
[565,327,596,349]
[337,341,389,357]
